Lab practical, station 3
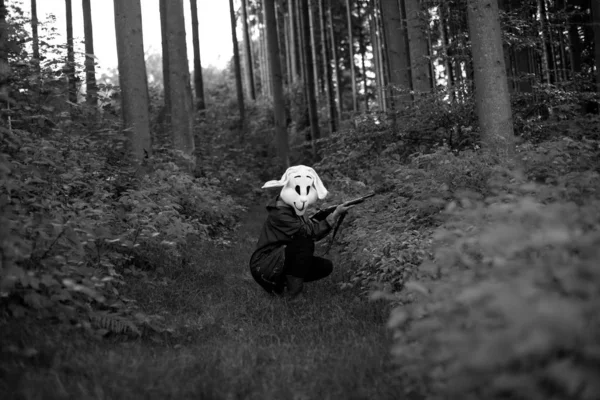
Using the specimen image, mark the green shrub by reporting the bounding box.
[0,124,243,332]
[387,177,600,399]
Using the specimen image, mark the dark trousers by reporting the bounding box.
[284,236,333,281]
[257,236,333,295]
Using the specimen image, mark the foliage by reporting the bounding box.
[386,173,600,399]
[0,120,244,336]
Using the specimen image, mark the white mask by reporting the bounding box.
[262,165,328,216]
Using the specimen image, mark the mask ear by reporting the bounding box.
[261,168,292,189]
[308,167,328,199]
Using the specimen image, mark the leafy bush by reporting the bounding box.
[0,123,243,333]
[315,134,499,291]
[386,174,600,399]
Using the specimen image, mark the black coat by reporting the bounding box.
[249,196,334,284]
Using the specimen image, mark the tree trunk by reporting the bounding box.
[113,0,152,161]
[159,0,170,126]
[358,6,368,112]
[426,14,435,91]
[515,48,533,92]
[31,0,39,69]
[190,0,206,110]
[258,17,266,96]
[284,5,292,85]
[65,0,77,103]
[544,0,558,82]
[373,0,388,110]
[404,0,431,94]
[241,0,256,100]
[537,0,551,83]
[439,4,454,100]
[228,0,245,126]
[260,4,272,97]
[288,0,299,82]
[328,2,343,119]
[296,0,309,133]
[592,0,600,91]
[346,0,358,112]
[380,0,412,108]
[275,3,287,86]
[82,0,97,105]
[320,0,337,133]
[467,0,514,158]
[300,0,320,143]
[0,0,10,105]
[295,0,305,84]
[161,0,195,156]
[264,0,290,169]
[557,0,568,81]
[568,2,583,74]
[369,6,384,110]
[308,0,320,97]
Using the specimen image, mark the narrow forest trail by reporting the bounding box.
[2,203,409,400]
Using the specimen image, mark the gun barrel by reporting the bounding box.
[343,192,376,206]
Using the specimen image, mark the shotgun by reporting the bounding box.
[310,192,376,222]
[310,192,376,255]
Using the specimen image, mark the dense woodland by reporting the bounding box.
[1,0,600,399]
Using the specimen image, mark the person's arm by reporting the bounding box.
[270,206,330,239]
[270,204,351,241]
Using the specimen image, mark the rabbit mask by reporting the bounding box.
[262,165,328,216]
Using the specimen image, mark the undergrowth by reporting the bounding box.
[0,123,244,336]
[308,91,600,399]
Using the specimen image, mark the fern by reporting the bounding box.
[90,312,141,337]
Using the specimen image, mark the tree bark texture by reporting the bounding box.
[404,0,431,94]
[65,0,77,103]
[275,3,287,86]
[300,0,320,142]
[328,2,343,118]
[113,0,152,161]
[260,4,272,97]
[258,17,266,96]
[537,0,551,83]
[467,0,515,158]
[159,0,170,123]
[0,0,10,104]
[308,0,320,97]
[320,0,337,133]
[346,0,358,112]
[439,4,454,100]
[357,2,368,112]
[264,0,290,169]
[31,0,40,66]
[161,0,195,156]
[241,0,256,100]
[295,0,305,84]
[567,1,583,74]
[228,0,245,124]
[369,6,384,110]
[380,0,412,108]
[190,0,206,110]
[592,0,600,91]
[82,0,97,105]
[284,5,292,85]
[288,0,299,82]
[373,0,388,111]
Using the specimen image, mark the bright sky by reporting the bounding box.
[25,0,233,73]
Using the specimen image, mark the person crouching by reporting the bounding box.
[249,165,351,299]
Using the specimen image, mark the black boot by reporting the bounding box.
[285,275,304,299]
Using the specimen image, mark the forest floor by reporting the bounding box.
[1,202,411,400]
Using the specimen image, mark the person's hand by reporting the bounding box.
[333,203,354,218]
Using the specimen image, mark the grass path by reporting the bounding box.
[1,204,408,400]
